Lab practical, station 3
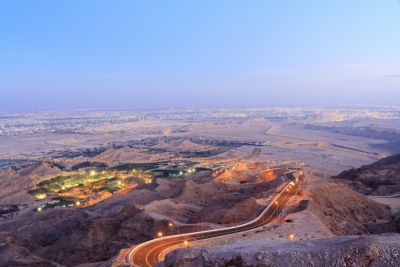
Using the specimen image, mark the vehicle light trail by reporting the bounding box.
[127,170,302,267]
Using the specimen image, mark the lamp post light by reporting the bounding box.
[168,222,173,234]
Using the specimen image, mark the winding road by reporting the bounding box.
[127,170,301,267]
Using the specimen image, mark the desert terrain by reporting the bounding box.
[0,107,399,266]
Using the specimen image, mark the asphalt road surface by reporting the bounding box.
[128,171,301,267]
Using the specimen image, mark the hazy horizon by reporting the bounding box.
[1,1,400,112]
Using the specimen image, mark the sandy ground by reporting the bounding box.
[0,119,388,162]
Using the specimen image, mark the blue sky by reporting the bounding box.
[1,1,400,111]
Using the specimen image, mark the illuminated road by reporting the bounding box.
[127,170,301,267]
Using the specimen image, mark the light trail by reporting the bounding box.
[127,169,302,267]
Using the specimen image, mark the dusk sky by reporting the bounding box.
[1,1,400,112]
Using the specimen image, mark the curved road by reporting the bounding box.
[127,171,301,267]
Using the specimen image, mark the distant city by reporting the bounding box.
[1,106,400,137]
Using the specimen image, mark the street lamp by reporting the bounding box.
[168,222,173,234]
[289,233,296,240]
[157,232,163,238]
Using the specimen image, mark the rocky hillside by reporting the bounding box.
[156,175,400,267]
[305,182,394,235]
[0,162,62,206]
[159,234,400,267]
[333,154,400,195]
[0,164,282,266]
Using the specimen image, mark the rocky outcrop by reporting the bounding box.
[0,162,62,205]
[159,234,400,267]
[0,232,62,267]
[306,182,394,235]
[0,168,283,266]
[332,154,400,195]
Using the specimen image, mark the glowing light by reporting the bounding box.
[168,222,173,228]
[37,207,43,212]
[184,240,188,247]
[61,186,66,190]
[157,232,163,238]
[289,233,296,240]
[275,201,279,205]
[75,201,81,206]
[90,170,96,176]
[179,171,183,175]
[290,182,295,186]
[35,193,47,200]
[132,169,136,173]
[117,181,122,185]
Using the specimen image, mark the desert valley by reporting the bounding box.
[0,107,399,266]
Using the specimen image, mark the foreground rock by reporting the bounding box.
[159,234,400,267]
